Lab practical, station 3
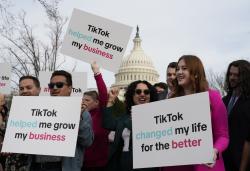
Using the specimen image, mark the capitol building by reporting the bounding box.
[112,27,159,89]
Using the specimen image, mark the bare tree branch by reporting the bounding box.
[0,0,69,91]
[207,69,226,96]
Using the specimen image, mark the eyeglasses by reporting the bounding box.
[134,89,150,95]
[48,82,67,89]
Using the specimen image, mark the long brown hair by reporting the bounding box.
[224,60,250,99]
[171,55,209,97]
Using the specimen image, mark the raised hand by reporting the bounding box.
[91,61,100,75]
[107,87,119,106]
[81,100,88,113]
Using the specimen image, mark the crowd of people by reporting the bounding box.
[0,55,250,171]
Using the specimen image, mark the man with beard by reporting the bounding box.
[223,60,250,171]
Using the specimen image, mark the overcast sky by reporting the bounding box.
[11,0,250,88]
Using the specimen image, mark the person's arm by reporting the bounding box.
[77,111,94,148]
[206,90,229,168]
[102,88,120,130]
[210,90,229,153]
[92,61,108,108]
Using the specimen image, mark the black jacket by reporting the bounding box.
[103,107,157,171]
[222,94,250,171]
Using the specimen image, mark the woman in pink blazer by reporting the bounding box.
[161,55,229,171]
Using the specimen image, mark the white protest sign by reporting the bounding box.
[0,63,11,94]
[2,96,82,157]
[39,71,87,96]
[61,9,133,73]
[132,92,213,169]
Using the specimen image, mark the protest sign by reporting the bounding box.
[61,9,133,73]
[0,63,11,94]
[39,71,87,96]
[132,92,213,168]
[2,96,82,157]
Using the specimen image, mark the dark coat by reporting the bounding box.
[157,90,168,100]
[222,94,250,171]
[103,107,158,171]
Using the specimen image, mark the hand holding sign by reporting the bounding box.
[81,100,88,113]
[205,148,218,168]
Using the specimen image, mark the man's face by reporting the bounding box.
[166,67,176,89]
[19,79,41,96]
[229,65,240,89]
[82,95,99,111]
[49,75,72,96]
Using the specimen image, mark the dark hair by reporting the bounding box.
[224,60,250,98]
[125,80,158,114]
[167,62,177,69]
[0,105,8,119]
[84,91,99,100]
[50,70,72,86]
[154,82,168,90]
[19,76,40,88]
[172,55,208,97]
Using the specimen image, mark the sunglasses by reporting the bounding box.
[134,89,150,95]
[48,82,67,89]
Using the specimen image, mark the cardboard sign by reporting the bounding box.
[0,63,11,94]
[132,92,213,168]
[61,9,132,73]
[39,71,87,96]
[2,96,82,157]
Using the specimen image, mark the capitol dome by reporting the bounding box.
[112,26,159,88]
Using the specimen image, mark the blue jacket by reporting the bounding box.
[62,111,94,171]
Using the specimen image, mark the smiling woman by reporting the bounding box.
[102,80,158,171]
[162,55,229,171]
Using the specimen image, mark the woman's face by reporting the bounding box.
[133,83,150,105]
[177,59,191,89]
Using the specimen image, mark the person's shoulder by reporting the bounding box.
[208,89,221,98]
[207,89,223,104]
[208,89,219,95]
[81,111,92,122]
[241,96,250,106]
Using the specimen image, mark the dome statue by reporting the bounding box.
[112,26,159,89]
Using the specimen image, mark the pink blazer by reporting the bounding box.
[161,89,229,171]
